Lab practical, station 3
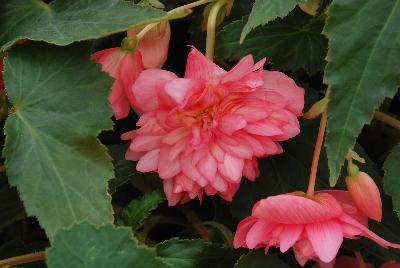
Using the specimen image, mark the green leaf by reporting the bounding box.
[383,144,400,220]
[156,238,241,268]
[324,0,400,185]
[3,42,114,239]
[240,0,303,42]
[217,8,327,74]
[108,143,136,194]
[235,250,288,268]
[47,222,169,268]
[0,173,25,229]
[116,190,165,231]
[0,0,166,51]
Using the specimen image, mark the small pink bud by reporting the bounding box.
[345,171,382,222]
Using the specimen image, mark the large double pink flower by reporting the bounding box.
[234,190,400,266]
[122,47,304,205]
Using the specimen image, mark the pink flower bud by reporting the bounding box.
[128,21,170,69]
[345,171,382,222]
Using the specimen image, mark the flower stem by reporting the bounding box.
[374,110,400,130]
[136,0,216,40]
[179,205,209,239]
[0,251,46,267]
[206,0,226,60]
[354,250,367,268]
[306,111,327,197]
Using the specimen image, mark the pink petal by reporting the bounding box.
[279,225,303,253]
[135,21,170,69]
[252,193,343,224]
[180,154,208,187]
[165,78,199,106]
[125,149,143,161]
[158,148,181,179]
[245,219,274,249]
[217,136,253,160]
[243,158,259,181]
[218,154,244,183]
[263,70,305,115]
[129,135,162,151]
[197,153,217,182]
[163,179,183,206]
[218,114,247,135]
[109,80,131,119]
[118,50,143,105]
[92,47,123,78]
[162,128,190,145]
[132,69,177,112]
[221,55,254,83]
[233,216,258,248]
[211,143,225,162]
[184,47,226,81]
[210,174,228,192]
[306,220,343,263]
[136,149,160,172]
[245,121,284,136]
[339,214,400,249]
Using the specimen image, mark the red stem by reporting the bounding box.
[306,112,327,197]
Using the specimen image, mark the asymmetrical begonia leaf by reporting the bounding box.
[47,222,169,268]
[0,0,166,52]
[383,144,400,220]
[217,9,327,74]
[116,190,165,231]
[3,42,114,238]
[235,250,289,268]
[240,0,303,42]
[324,0,400,185]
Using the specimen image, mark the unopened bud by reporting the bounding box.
[346,171,382,222]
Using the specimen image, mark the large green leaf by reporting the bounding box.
[116,190,165,231]
[240,0,303,42]
[383,144,400,220]
[0,0,166,51]
[3,42,114,238]
[47,222,169,268]
[216,9,327,74]
[235,250,288,268]
[324,0,400,185]
[156,238,241,268]
[0,173,25,229]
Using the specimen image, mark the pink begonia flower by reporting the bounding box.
[122,47,304,206]
[128,22,171,69]
[346,171,382,222]
[234,190,400,266]
[92,22,170,119]
[92,48,143,119]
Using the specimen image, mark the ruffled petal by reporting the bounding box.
[184,47,226,81]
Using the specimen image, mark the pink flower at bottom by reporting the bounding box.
[122,47,304,206]
[234,190,400,266]
[92,48,143,119]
